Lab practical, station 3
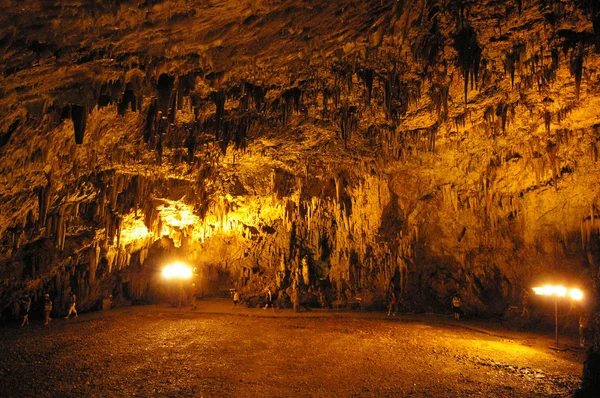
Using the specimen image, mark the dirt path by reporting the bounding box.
[0,300,585,397]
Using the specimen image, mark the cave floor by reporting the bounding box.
[0,299,585,397]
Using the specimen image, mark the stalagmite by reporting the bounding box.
[301,256,309,286]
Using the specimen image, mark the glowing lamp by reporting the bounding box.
[555,286,567,297]
[162,262,193,279]
[569,288,583,301]
[532,284,585,350]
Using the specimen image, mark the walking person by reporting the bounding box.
[20,294,31,327]
[65,291,78,319]
[263,288,275,313]
[43,294,53,325]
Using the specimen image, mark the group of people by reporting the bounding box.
[386,289,463,320]
[18,291,78,327]
[226,288,270,311]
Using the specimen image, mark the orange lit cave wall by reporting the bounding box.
[0,169,212,315]
[1,0,600,327]
[165,158,600,316]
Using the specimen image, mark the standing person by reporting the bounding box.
[233,290,240,307]
[520,288,530,318]
[452,295,462,320]
[20,294,31,327]
[65,291,78,319]
[263,288,275,312]
[579,312,589,347]
[387,290,397,316]
[43,294,53,325]
[190,283,197,310]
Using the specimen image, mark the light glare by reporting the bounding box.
[532,285,583,300]
[162,262,193,279]
[569,288,583,301]
[555,286,567,297]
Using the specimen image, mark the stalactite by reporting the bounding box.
[321,86,330,119]
[157,73,174,114]
[157,115,166,163]
[281,87,301,126]
[361,68,374,105]
[89,245,99,283]
[212,89,226,139]
[0,118,20,148]
[143,98,158,144]
[540,48,560,87]
[97,81,115,109]
[454,25,482,104]
[338,103,358,147]
[167,88,177,124]
[594,11,600,53]
[117,82,136,115]
[504,42,526,89]
[428,83,449,119]
[454,112,468,131]
[35,173,53,230]
[384,69,396,120]
[544,110,552,135]
[484,105,494,125]
[177,72,196,111]
[116,216,122,248]
[254,84,267,112]
[496,102,510,134]
[570,45,584,99]
[235,115,251,150]
[413,15,443,74]
[71,105,86,145]
[55,206,66,251]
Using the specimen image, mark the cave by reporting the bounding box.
[1,0,600,396]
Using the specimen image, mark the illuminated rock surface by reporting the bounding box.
[1,0,600,393]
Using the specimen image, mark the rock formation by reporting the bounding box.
[1,0,600,391]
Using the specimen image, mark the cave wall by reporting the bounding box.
[0,0,599,332]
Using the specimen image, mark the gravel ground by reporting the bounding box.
[0,300,585,397]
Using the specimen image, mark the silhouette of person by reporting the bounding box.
[20,295,31,327]
[65,291,78,319]
[43,294,53,325]
[452,295,462,320]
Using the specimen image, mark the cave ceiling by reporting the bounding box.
[1,0,600,311]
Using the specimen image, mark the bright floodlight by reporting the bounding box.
[532,285,553,295]
[543,285,554,295]
[555,286,567,297]
[162,262,193,279]
[532,285,583,300]
[532,284,584,349]
[569,288,583,301]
